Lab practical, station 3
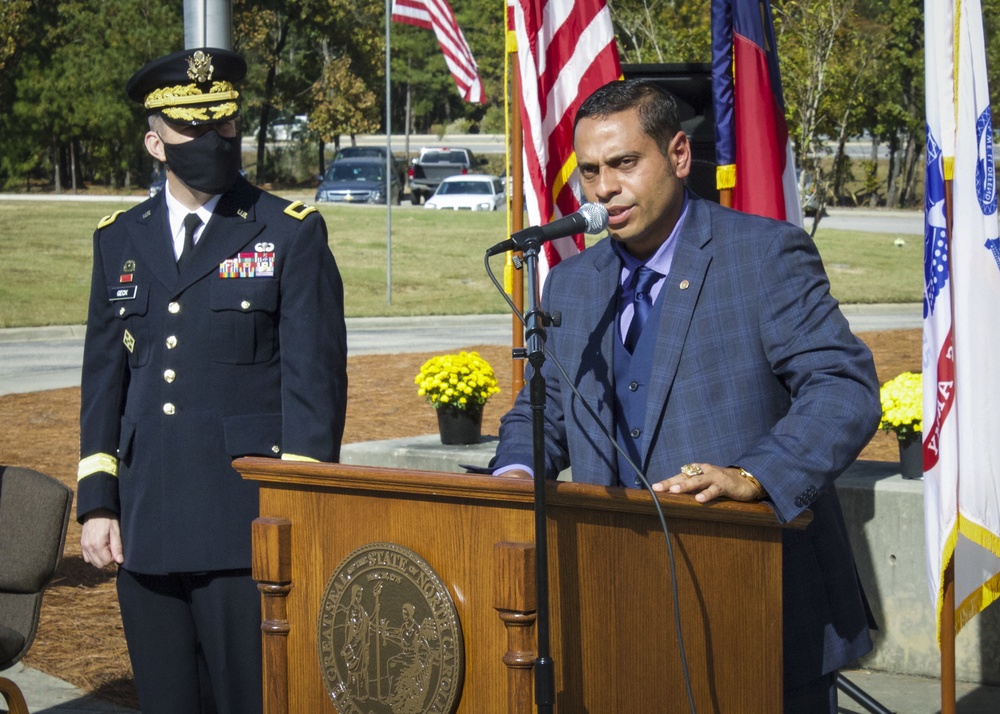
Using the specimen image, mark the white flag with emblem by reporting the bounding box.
[923,0,1000,642]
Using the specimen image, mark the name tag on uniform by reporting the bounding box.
[108,285,138,301]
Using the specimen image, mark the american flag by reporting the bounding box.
[391,0,486,104]
[510,0,621,279]
[923,0,1000,643]
[710,0,801,225]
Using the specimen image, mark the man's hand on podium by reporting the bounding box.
[652,463,765,504]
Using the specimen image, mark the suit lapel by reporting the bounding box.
[589,251,621,440]
[128,198,179,292]
[176,179,265,292]
[640,198,714,465]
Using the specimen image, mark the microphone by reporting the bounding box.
[486,203,609,257]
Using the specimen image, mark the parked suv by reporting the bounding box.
[332,146,405,202]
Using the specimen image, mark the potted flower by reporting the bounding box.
[415,351,501,444]
[878,371,922,479]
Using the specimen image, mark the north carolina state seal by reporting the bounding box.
[317,542,464,713]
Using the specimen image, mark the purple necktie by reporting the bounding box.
[624,266,662,353]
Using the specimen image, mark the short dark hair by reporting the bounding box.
[575,79,682,156]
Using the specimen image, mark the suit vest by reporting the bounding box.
[613,292,666,488]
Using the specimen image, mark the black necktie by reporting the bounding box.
[178,213,201,268]
[624,266,662,353]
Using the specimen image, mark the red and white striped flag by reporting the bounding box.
[391,0,486,103]
[923,0,1000,642]
[510,0,621,280]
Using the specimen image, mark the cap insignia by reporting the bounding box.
[187,51,214,82]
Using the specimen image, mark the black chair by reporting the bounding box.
[0,465,73,714]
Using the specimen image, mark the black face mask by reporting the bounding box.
[161,128,241,195]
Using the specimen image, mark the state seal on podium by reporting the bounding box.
[317,542,465,712]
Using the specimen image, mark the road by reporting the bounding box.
[0,305,922,398]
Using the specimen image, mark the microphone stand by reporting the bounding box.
[520,240,555,713]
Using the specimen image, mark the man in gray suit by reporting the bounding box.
[491,79,879,711]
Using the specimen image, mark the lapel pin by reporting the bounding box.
[679,279,690,290]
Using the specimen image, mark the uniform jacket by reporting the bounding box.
[77,177,348,574]
[492,195,880,687]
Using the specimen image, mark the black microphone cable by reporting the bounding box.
[485,252,697,714]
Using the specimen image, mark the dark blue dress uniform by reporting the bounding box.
[76,47,347,714]
[77,177,347,571]
[77,177,347,713]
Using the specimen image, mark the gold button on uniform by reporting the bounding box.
[163,369,176,383]
[168,302,181,314]
[241,300,251,310]
[119,306,126,316]
[271,445,280,454]
[163,403,176,415]
[166,335,178,349]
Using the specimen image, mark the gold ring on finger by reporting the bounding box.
[681,463,703,477]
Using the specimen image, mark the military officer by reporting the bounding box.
[77,47,348,714]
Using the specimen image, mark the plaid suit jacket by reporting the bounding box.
[493,195,880,687]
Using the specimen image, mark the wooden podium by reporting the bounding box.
[236,458,810,713]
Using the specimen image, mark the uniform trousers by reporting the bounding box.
[117,567,262,714]
[784,670,838,713]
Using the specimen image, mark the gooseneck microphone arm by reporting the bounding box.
[486,203,610,257]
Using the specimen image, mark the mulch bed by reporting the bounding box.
[0,331,918,707]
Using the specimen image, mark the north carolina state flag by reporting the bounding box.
[711,0,801,224]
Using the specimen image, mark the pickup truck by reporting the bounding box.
[407,147,484,205]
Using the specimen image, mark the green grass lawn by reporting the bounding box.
[0,197,923,328]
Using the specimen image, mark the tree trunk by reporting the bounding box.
[70,138,78,193]
[255,18,292,186]
[53,140,62,194]
[885,135,901,208]
[899,132,920,208]
[868,137,879,208]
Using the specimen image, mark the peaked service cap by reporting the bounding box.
[126,47,247,125]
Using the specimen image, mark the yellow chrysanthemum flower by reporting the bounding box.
[879,371,922,441]
[415,351,501,414]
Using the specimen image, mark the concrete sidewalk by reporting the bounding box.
[0,306,923,397]
[3,659,999,713]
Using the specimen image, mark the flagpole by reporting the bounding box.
[509,39,525,401]
[940,172,956,714]
[385,0,393,305]
[942,560,956,713]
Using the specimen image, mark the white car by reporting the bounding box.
[424,174,506,211]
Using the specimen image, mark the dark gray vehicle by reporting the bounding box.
[315,158,402,205]
[333,146,405,201]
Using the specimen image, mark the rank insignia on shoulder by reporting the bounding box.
[123,329,135,353]
[283,201,317,220]
[97,211,126,229]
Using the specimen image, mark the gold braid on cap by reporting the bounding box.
[144,81,240,110]
[146,81,240,122]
